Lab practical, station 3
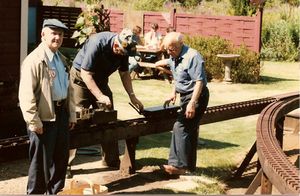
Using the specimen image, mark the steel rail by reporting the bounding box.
[256,96,300,194]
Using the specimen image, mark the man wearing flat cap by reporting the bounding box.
[69,28,144,170]
[19,18,76,194]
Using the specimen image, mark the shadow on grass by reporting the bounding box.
[224,161,258,190]
[136,157,167,169]
[199,138,239,149]
[103,168,193,194]
[259,76,299,84]
[137,132,239,150]
[130,161,255,193]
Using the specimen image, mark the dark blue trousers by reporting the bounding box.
[168,87,209,172]
[27,105,69,194]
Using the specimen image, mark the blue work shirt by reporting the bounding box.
[45,45,68,101]
[73,32,129,83]
[168,45,207,94]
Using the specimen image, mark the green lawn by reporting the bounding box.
[110,61,299,194]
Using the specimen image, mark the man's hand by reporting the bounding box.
[31,127,43,134]
[185,101,196,119]
[97,94,112,109]
[129,95,144,112]
[163,94,176,108]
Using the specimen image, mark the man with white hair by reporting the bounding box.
[69,28,144,170]
[19,18,76,194]
[161,32,209,175]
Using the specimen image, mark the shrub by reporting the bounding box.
[261,19,298,62]
[133,0,166,11]
[232,45,260,83]
[71,3,110,47]
[184,35,260,83]
[229,0,257,16]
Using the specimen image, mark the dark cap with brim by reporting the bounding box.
[43,19,68,31]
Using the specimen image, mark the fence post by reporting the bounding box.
[170,8,176,30]
[254,6,264,53]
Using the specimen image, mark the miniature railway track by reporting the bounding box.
[0,92,299,179]
[255,94,299,194]
[0,95,278,151]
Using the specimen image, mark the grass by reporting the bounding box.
[108,61,299,194]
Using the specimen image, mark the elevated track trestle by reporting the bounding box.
[0,92,299,181]
[246,93,299,194]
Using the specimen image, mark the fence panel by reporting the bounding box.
[174,13,259,52]
[36,6,261,52]
[37,6,124,48]
[143,12,173,36]
[110,9,124,33]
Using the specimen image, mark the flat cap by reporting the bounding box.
[43,19,68,31]
[116,28,138,56]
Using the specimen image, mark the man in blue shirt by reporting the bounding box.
[161,32,209,175]
[70,28,144,169]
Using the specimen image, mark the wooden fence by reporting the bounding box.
[36,6,124,48]
[36,6,261,51]
[142,9,262,53]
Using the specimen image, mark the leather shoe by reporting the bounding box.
[162,165,186,175]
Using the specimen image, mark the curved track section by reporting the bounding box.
[256,95,300,194]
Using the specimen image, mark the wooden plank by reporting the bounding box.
[139,62,156,68]
[245,169,262,194]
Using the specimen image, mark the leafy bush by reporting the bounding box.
[261,19,298,62]
[133,0,166,11]
[288,19,300,49]
[178,0,203,8]
[71,3,110,47]
[232,45,260,83]
[184,35,260,83]
[229,0,257,16]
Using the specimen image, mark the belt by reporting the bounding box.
[54,99,66,107]
[179,91,192,97]
[179,86,208,97]
[73,66,81,72]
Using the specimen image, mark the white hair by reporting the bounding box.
[162,32,183,48]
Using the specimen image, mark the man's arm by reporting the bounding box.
[190,80,203,105]
[119,71,135,96]
[154,59,169,67]
[18,60,43,133]
[80,69,111,107]
[119,70,144,111]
